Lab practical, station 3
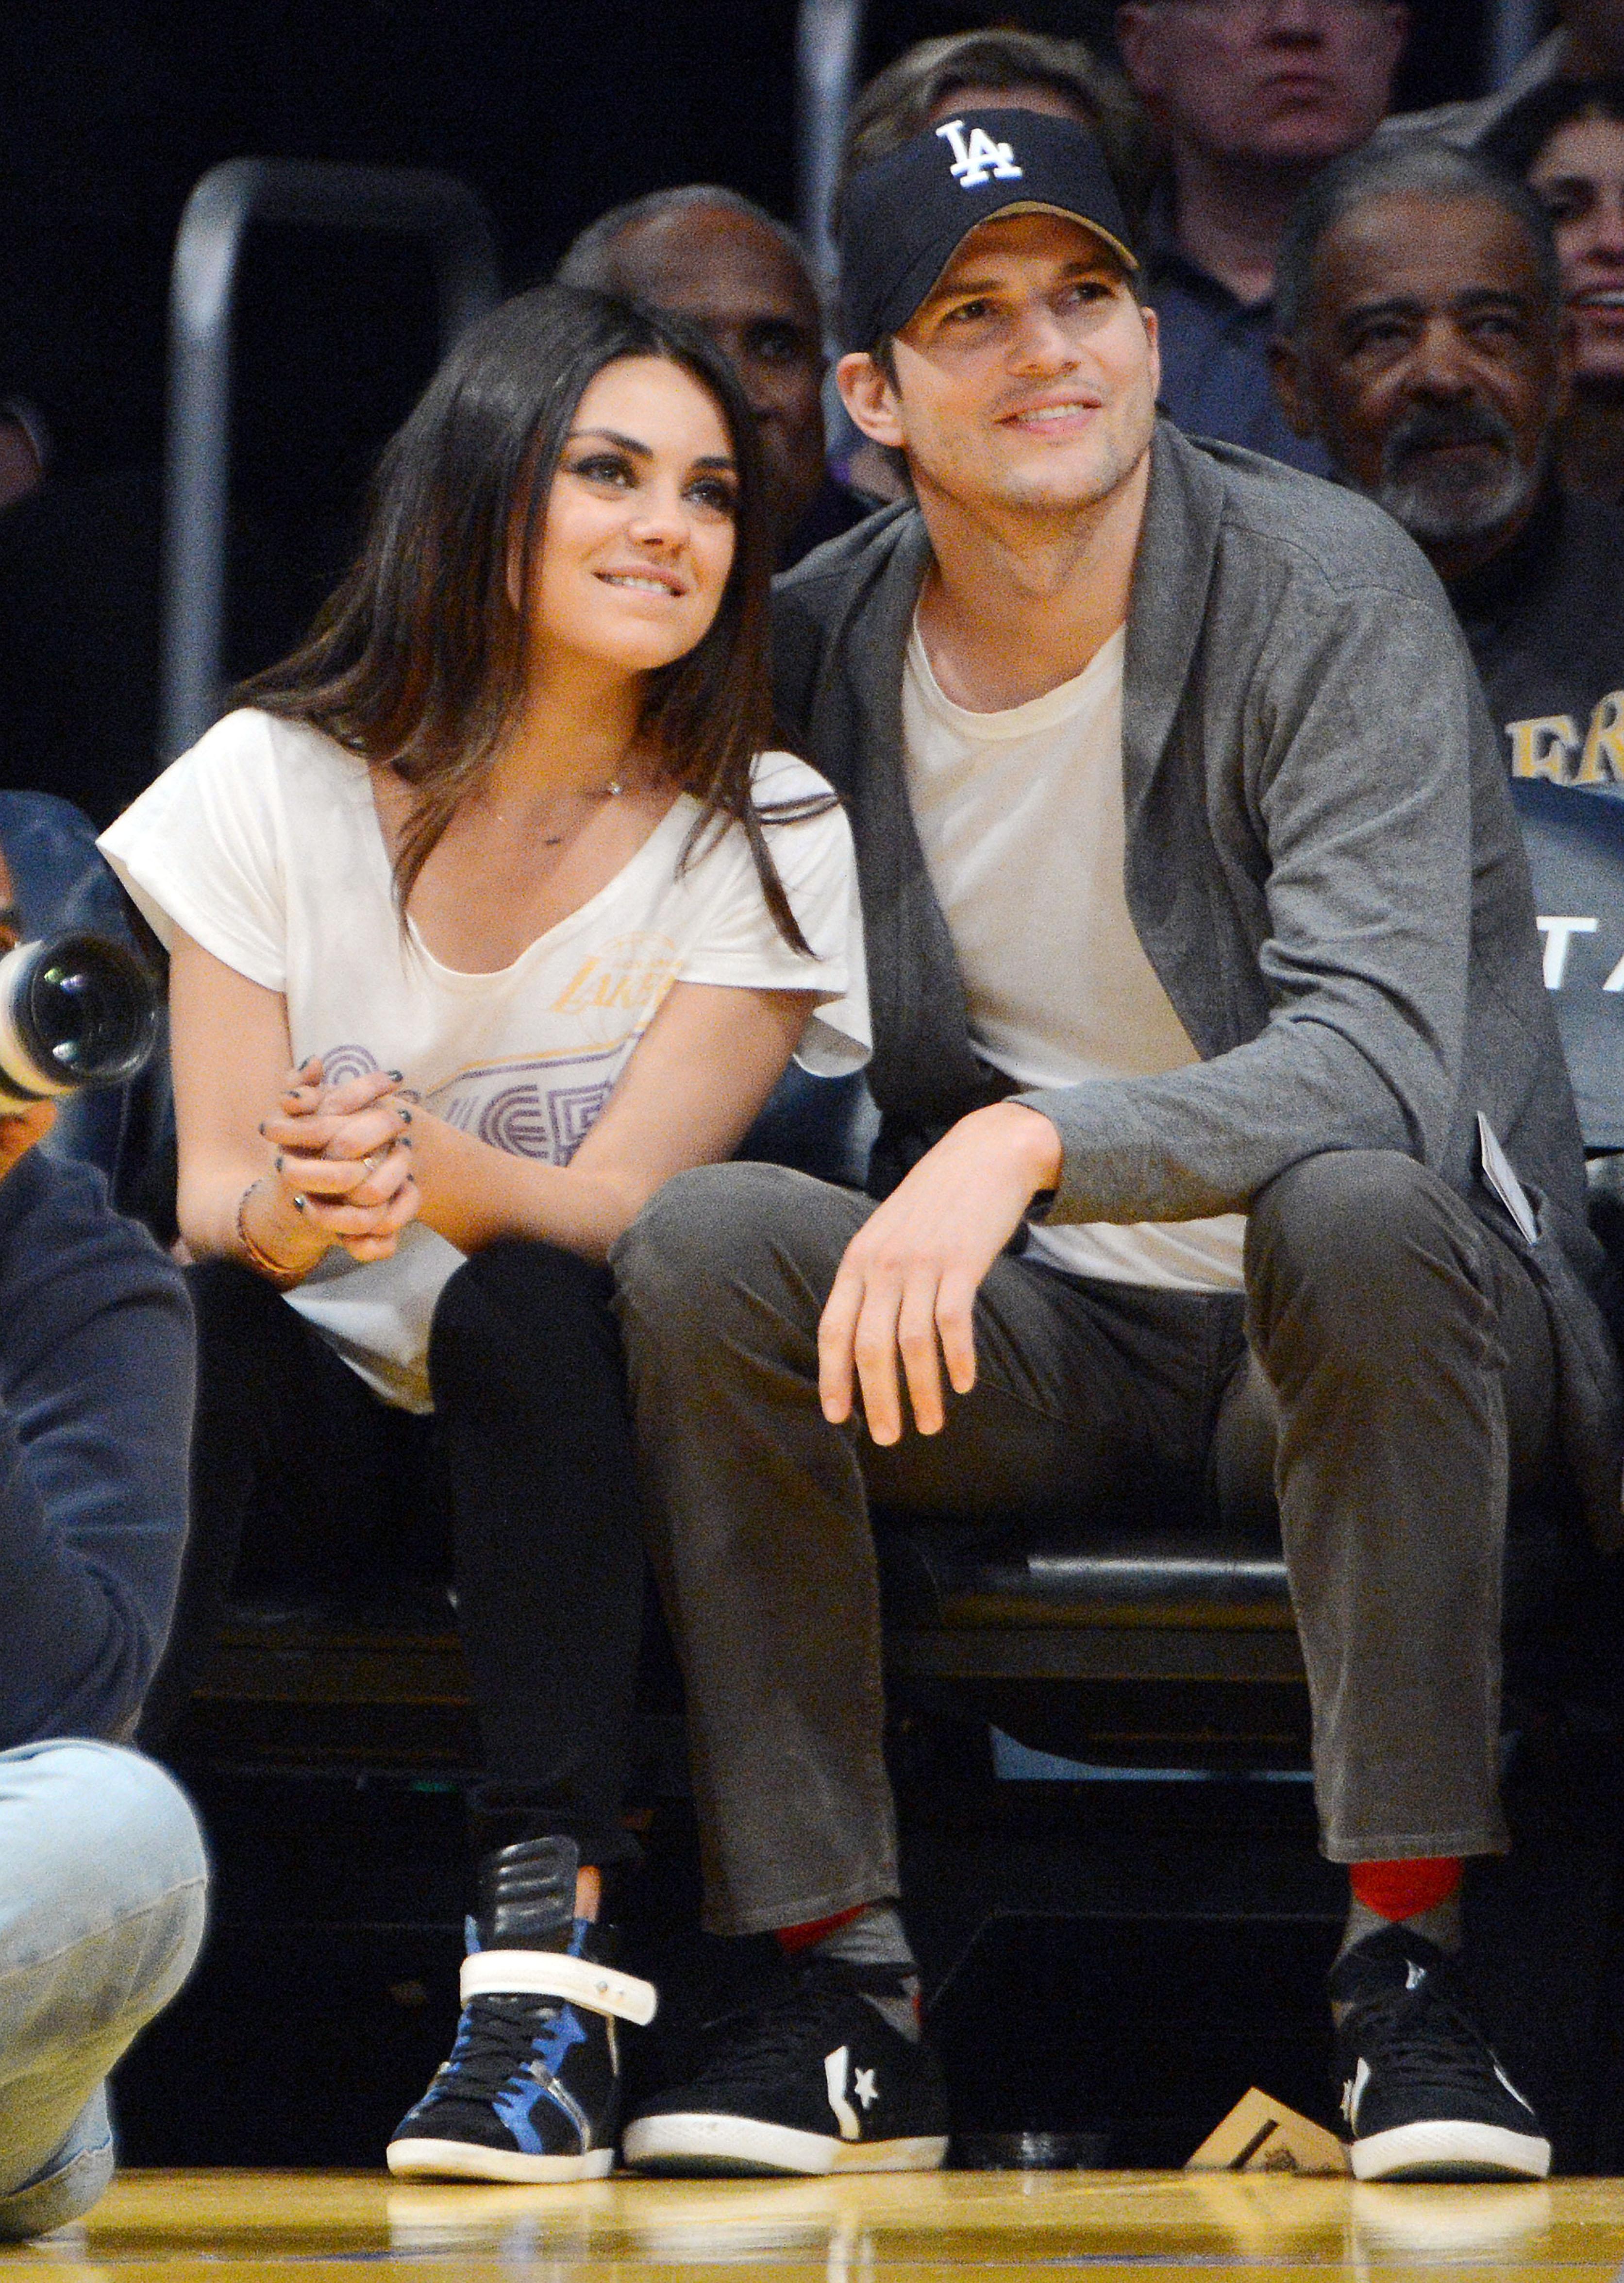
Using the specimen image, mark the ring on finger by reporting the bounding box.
[291,1192,308,1214]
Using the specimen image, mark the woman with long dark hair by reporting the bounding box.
[100,285,865,2181]
[1486,79,1624,505]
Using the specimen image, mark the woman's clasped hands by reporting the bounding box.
[259,1056,421,1265]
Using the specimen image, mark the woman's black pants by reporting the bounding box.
[143,1241,646,1868]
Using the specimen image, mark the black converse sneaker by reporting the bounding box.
[387,1837,657,2183]
[620,1954,950,2176]
[1331,1925,1551,2182]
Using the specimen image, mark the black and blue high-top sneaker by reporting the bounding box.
[1332,1925,1550,2182]
[387,1836,657,2182]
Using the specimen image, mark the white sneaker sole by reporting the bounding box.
[386,2138,615,2183]
[1351,2120,1552,2182]
[620,2114,949,2177]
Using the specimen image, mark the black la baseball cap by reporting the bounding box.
[837,109,1138,355]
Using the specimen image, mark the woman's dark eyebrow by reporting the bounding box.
[567,429,737,474]
[568,427,653,457]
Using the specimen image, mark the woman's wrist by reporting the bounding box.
[236,1176,326,1286]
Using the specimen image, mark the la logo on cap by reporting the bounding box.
[935,118,1023,189]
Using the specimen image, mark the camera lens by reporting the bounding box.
[0,932,160,1104]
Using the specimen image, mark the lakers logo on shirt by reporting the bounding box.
[550,931,681,1047]
[1507,692,1624,788]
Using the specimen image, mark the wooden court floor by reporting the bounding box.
[6,2170,1624,2283]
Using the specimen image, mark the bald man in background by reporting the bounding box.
[557,186,875,567]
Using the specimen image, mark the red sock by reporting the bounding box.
[1349,1856,1462,1922]
[775,1906,866,1957]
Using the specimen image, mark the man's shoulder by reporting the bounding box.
[1181,431,1446,612]
[1374,28,1564,148]
[771,500,927,740]
[773,498,921,617]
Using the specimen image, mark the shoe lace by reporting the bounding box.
[1353,1977,1503,2100]
[433,1995,562,2100]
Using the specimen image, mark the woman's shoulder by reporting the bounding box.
[103,708,373,872]
[133,709,374,841]
[184,707,368,791]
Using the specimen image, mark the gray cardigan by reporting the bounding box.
[772,421,1624,1539]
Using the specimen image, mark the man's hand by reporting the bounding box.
[0,1099,55,1188]
[818,1100,1062,1444]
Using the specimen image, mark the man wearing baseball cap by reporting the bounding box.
[614,110,1617,2181]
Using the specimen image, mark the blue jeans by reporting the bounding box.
[0,1741,207,2238]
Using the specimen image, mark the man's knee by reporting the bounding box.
[611,1160,854,1337]
[1248,1150,1486,1340]
[0,1743,207,2037]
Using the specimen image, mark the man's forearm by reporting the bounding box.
[0,1151,193,1743]
[1019,1009,1434,1228]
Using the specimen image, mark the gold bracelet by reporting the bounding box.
[236,1178,304,1288]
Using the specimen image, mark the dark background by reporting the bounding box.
[1,0,1536,485]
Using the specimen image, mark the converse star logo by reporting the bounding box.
[936,117,1023,189]
[854,2065,878,2109]
[1341,2057,1371,2129]
[825,2046,862,2141]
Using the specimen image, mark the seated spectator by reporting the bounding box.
[838,28,1146,501]
[1115,0,1407,473]
[1387,0,1624,147]
[1487,78,1624,504]
[557,190,871,567]
[0,847,205,2235]
[610,104,1613,2187]
[843,27,1145,204]
[99,284,865,2186]
[1271,136,1624,1146]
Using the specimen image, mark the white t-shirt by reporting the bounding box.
[101,708,869,1409]
[902,618,1246,1292]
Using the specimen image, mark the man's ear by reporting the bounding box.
[1267,335,1319,442]
[837,351,906,450]
[1139,300,1162,406]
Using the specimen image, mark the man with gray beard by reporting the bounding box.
[1271,137,1624,1149]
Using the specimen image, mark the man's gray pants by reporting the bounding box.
[0,1742,208,2237]
[612,1148,1559,1937]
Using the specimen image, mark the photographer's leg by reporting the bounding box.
[0,1742,206,2237]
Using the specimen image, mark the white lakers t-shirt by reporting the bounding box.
[101,708,869,1408]
[902,618,1246,1292]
